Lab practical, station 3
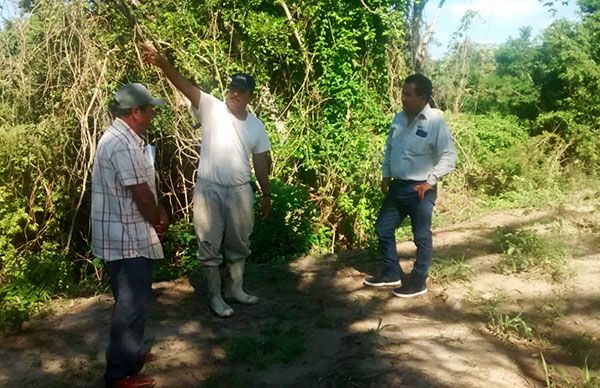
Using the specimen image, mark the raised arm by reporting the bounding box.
[141,45,201,108]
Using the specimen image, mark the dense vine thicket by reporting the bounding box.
[0,0,598,330]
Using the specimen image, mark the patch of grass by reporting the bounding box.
[366,318,393,337]
[541,352,600,388]
[474,292,507,317]
[563,333,600,370]
[492,227,571,282]
[530,296,566,331]
[224,323,305,370]
[487,311,534,340]
[474,293,533,340]
[315,313,345,329]
[326,361,369,387]
[429,256,475,284]
[200,373,257,388]
[345,318,393,349]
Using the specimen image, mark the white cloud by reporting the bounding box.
[448,0,545,22]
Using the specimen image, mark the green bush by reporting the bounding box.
[534,111,600,169]
[0,242,77,331]
[250,179,320,263]
[153,221,200,281]
[449,112,529,160]
[448,113,567,196]
[0,122,80,331]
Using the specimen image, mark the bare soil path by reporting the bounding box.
[1,199,598,387]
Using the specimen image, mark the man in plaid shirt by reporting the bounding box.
[92,83,168,388]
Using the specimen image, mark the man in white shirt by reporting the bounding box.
[142,46,272,318]
[92,83,168,387]
[364,74,457,298]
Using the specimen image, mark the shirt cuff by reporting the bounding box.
[426,174,438,186]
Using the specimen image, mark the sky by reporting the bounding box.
[0,1,18,25]
[0,0,580,58]
[424,0,581,59]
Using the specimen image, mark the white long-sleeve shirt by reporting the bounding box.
[382,104,457,186]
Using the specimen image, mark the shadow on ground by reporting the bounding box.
[0,206,599,387]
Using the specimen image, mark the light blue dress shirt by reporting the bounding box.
[382,104,457,186]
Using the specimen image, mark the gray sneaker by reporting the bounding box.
[364,273,402,287]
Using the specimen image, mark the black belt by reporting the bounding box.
[390,179,422,186]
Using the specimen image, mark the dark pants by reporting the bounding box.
[375,180,437,280]
[104,257,153,381]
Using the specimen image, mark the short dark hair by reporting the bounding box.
[111,103,150,119]
[404,73,433,101]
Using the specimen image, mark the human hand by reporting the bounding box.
[154,222,167,241]
[141,44,166,68]
[380,179,390,194]
[413,183,433,201]
[154,207,169,240]
[260,195,272,220]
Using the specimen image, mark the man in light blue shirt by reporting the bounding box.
[364,74,457,298]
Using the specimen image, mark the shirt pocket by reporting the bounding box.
[406,130,432,155]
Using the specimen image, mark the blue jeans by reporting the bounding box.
[375,180,437,279]
[104,257,153,381]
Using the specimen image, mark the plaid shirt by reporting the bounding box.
[91,118,163,261]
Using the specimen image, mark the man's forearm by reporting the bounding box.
[253,152,271,196]
[137,202,161,226]
[129,183,162,225]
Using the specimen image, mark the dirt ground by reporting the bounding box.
[0,197,599,387]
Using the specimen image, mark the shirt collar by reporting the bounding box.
[416,103,433,120]
[398,103,432,122]
[112,118,145,148]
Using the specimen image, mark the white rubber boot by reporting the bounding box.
[203,266,234,317]
[226,260,259,304]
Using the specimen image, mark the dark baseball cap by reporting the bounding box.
[229,73,256,92]
[114,83,165,109]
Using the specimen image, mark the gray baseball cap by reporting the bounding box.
[114,83,165,109]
